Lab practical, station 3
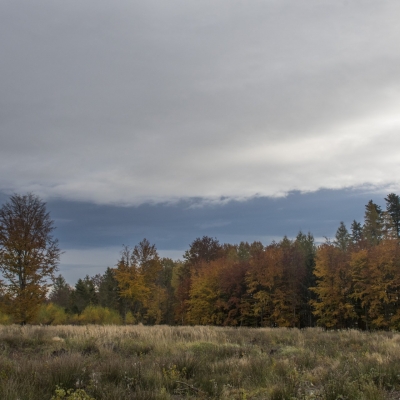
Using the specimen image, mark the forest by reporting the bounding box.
[1,193,400,330]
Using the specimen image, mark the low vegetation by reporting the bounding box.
[1,325,400,399]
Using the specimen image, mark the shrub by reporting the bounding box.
[34,303,68,325]
[78,305,122,325]
[51,386,95,400]
[0,310,13,325]
[125,311,136,324]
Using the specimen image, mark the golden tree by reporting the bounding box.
[351,240,400,329]
[311,243,356,329]
[186,259,222,325]
[114,245,149,322]
[114,239,165,324]
[0,193,61,324]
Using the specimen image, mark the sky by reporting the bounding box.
[1,1,400,284]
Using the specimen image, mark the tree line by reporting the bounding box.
[1,192,400,329]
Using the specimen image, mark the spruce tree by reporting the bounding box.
[363,200,383,246]
[385,193,400,238]
[334,222,350,251]
[350,220,363,244]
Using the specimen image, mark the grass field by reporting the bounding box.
[0,325,400,399]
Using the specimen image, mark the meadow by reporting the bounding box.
[0,325,400,399]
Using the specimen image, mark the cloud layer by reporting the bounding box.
[1,0,400,205]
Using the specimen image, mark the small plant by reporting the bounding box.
[162,364,185,381]
[51,385,95,400]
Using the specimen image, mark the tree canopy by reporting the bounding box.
[0,193,61,324]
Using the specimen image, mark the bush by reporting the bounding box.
[78,305,122,325]
[34,303,68,325]
[51,386,95,400]
[0,310,13,325]
[125,311,136,324]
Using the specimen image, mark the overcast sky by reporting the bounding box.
[1,1,400,283]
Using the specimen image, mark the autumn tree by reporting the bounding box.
[0,193,61,324]
[186,253,251,326]
[114,245,149,323]
[244,235,313,328]
[245,241,280,327]
[132,239,165,323]
[311,243,356,329]
[183,236,223,266]
[186,258,224,325]
[114,239,165,324]
[351,240,400,329]
[175,236,223,323]
[218,245,253,326]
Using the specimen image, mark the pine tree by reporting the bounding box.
[350,220,363,245]
[71,276,97,314]
[49,275,72,311]
[334,222,350,251]
[363,200,383,246]
[98,267,120,311]
[295,232,316,327]
[385,193,400,238]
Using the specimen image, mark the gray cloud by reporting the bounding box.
[1,0,400,205]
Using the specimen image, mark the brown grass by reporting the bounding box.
[0,325,400,399]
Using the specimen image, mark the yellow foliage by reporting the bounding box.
[0,310,13,325]
[311,244,355,329]
[350,240,400,329]
[34,303,67,325]
[187,259,230,325]
[125,311,136,324]
[78,305,122,325]
[114,258,150,304]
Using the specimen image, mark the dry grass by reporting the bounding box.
[0,325,400,399]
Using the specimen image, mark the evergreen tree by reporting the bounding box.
[350,220,363,245]
[363,200,383,246]
[382,211,398,240]
[295,232,316,327]
[334,222,350,251]
[385,193,400,238]
[71,275,97,314]
[49,275,72,311]
[98,267,120,311]
[159,258,176,325]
